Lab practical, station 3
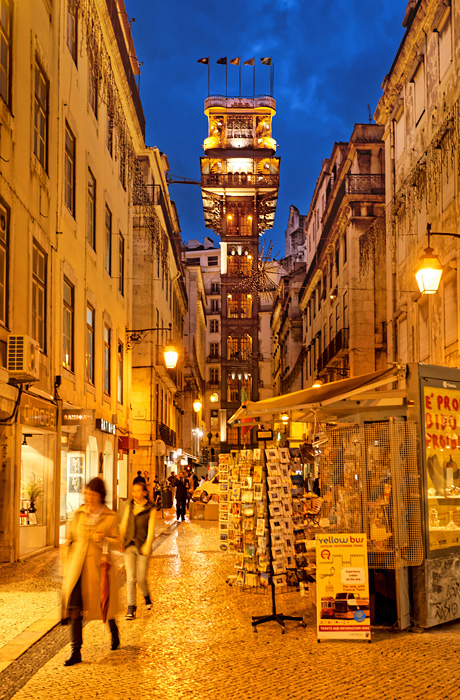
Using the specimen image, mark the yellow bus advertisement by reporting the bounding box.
[316,533,371,642]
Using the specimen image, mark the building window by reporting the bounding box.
[210,368,219,384]
[104,205,112,275]
[104,324,111,394]
[117,341,123,404]
[64,122,76,216]
[32,242,46,351]
[412,61,425,124]
[119,139,126,188]
[210,319,219,333]
[394,108,405,161]
[86,304,94,384]
[438,9,452,81]
[209,342,219,359]
[211,299,220,313]
[118,233,124,295]
[211,282,220,294]
[0,0,11,105]
[87,168,96,249]
[343,233,347,263]
[62,278,74,371]
[66,1,77,64]
[208,256,219,267]
[335,245,339,275]
[0,200,8,326]
[343,291,348,328]
[106,112,113,155]
[33,61,49,171]
[88,55,98,117]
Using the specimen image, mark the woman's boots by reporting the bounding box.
[109,618,120,650]
[64,616,82,666]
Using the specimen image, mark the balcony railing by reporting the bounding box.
[207,355,221,362]
[345,174,385,196]
[156,422,176,447]
[317,328,349,373]
[201,173,279,188]
[105,0,145,138]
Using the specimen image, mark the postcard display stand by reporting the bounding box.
[218,448,306,633]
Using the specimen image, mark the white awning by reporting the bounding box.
[228,365,405,424]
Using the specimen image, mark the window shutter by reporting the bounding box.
[419,300,429,360]
[439,11,452,79]
[413,62,425,123]
[398,318,408,363]
[444,274,457,347]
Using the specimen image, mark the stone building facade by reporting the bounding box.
[374,0,460,368]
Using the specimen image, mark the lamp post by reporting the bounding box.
[126,322,179,368]
[415,224,460,295]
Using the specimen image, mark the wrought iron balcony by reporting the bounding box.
[201,172,279,189]
[345,174,385,196]
[317,328,349,373]
[156,422,176,447]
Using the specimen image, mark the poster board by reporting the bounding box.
[316,533,371,641]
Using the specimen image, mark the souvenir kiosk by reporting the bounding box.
[228,363,460,629]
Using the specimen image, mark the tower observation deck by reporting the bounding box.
[200,95,280,449]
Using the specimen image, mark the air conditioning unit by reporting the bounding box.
[7,335,40,382]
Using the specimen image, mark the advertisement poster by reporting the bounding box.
[316,533,371,641]
[423,384,460,551]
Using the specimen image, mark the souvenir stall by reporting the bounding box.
[228,363,460,630]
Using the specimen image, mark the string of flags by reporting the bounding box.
[197,57,272,66]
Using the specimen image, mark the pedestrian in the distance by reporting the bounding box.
[133,470,146,485]
[192,472,199,490]
[61,477,121,667]
[120,482,156,620]
[175,472,188,522]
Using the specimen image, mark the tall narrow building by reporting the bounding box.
[200,96,279,450]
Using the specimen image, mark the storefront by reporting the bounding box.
[228,363,460,629]
[19,392,58,558]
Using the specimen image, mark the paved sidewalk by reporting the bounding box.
[4,519,460,700]
[0,508,177,673]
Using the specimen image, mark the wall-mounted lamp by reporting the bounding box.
[126,322,178,368]
[210,392,219,403]
[193,399,202,412]
[415,224,460,295]
[312,377,323,389]
[281,414,289,422]
[164,343,179,369]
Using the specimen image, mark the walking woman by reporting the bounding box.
[120,481,156,619]
[61,477,121,667]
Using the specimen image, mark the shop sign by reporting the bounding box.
[95,418,116,435]
[316,533,371,642]
[62,409,95,426]
[423,384,460,551]
[20,394,57,431]
[256,429,273,440]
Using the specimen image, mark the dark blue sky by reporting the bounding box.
[128,0,406,256]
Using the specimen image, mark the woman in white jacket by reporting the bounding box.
[120,481,156,619]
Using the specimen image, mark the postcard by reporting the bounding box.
[273,574,287,587]
[241,476,253,489]
[258,536,267,553]
[252,464,263,483]
[241,490,254,503]
[267,475,281,489]
[269,489,281,502]
[256,518,266,536]
[269,503,283,517]
[253,448,261,462]
[260,572,270,587]
[265,448,278,462]
[279,465,290,481]
[279,447,290,463]
[272,559,286,575]
[266,461,280,476]
[271,518,283,533]
[254,483,263,501]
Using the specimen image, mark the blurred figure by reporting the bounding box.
[175,472,188,522]
[61,477,120,666]
[120,482,156,620]
[133,470,146,485]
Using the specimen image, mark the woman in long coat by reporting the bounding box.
[61,477,120,666]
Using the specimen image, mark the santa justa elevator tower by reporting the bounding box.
[200,95,279,450]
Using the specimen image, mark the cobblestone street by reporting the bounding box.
[2,520,460,700]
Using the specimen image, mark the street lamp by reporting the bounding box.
[415,224,460,295]
[193,399,202,412]
[126,322,178,368]
[312,377,323,389]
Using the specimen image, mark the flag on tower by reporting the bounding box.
[260,57,272,66]
[217,57,227,64]
[197,57,209,64]
[229,57,240,65]
[244,57,255,66]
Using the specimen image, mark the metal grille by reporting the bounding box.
[318,421,423,569]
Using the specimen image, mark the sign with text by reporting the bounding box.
[316,533,370,642]
[20,394,57,431]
